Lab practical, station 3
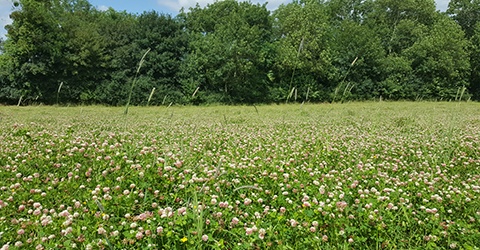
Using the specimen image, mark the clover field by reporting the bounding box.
[0,102,479,249]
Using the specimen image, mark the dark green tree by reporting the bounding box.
[447,0,480,38]
[447,0,480,99]
[90,9,138,105]
[130,11,188,105]
[366,0,436,55]
[363,0,470,100]
[328,20,385,101]
[2,0,66,103]
[1,0,108,104]
[58,1,109,104]
[180,0,273,104]
[272,0,335,102]
[469,23,480,99]
[93,11,186,106]
[403,14,470,100]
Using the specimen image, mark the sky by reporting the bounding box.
[1,0,451,39]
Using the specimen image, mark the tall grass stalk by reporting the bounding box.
[17,96,23,106]
[233,185,262,192]
[455,87,461,101]
[286,37,304,103]
[287,87,296,103]
[192,86,200,98]
[56,82,63,105]
[341,82,355,103]
[459,86,466,102]
[147,87,156,106]
[192,192,204,249]
[162,95,168,105]
[253,105,259,114]
[333,57,358,103]
[124,48,151,115]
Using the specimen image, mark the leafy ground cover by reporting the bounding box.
[0,102,479,249]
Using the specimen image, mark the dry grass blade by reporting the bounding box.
[147,87,156,106]
[124,48,151,115]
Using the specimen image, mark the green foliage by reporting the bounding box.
[470,24,480,99]
[180,0,272,104]
[448,0,480,99]
[364,0,470,100]
[0,0,478,104]
[328,20,385,101]
[272,0,335,102]
[447,0,480,38]
[2,0,65,103]
[403,15,470,100]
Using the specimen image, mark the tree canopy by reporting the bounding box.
[0,0,476,105]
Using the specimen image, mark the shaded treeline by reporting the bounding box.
[0,0,479,105]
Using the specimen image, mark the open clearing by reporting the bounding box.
[0,102,479,249]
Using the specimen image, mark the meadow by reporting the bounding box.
[0,102,479,249]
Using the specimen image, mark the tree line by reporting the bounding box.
[0,0,479,105]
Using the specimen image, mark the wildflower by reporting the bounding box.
[202,235,208,242]
[231,217,240,226]
[136,232,143,240]
[97,227,106,235]
[258,228,267,240]
[322,235,328,242]
[62,227,73,236]
[180,237,188,243]
[290,219,298,227]
[336,201,348,211]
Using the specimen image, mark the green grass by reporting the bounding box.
[0,102,479,249]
